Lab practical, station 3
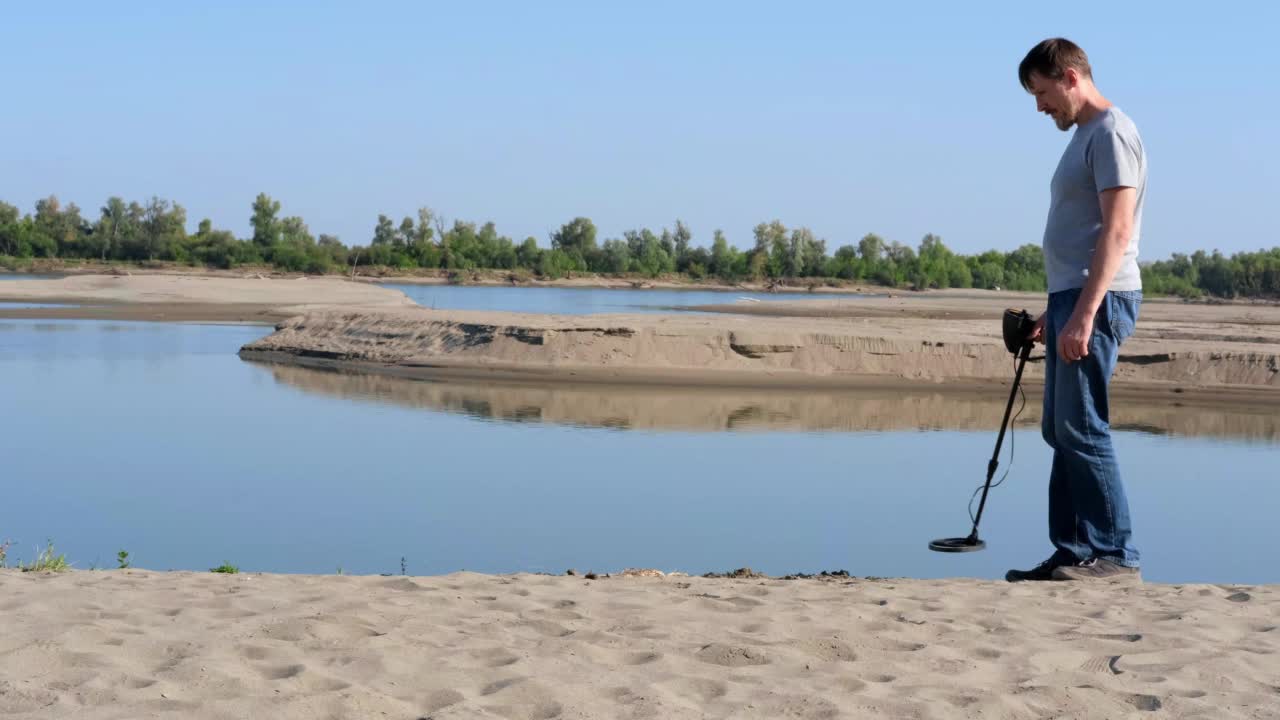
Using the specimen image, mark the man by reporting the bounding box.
[1006,38,1146,582]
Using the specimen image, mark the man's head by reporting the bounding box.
[1019,38,1095,131]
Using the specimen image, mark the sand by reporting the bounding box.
[0,274,416,323]
[6,275,1279,404]
[239,301,1280,402]
[2,262,874,295]
[1,569,1275,719]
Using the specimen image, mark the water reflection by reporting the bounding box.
[250,360,1280,442]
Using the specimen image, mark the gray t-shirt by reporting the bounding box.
[1042,106,1146,293]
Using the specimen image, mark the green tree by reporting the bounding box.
[371,214,397,247]
[32,196,76,258]
[673,220,692,270]
[250,193,282,247]
[830,245,862,280]
[517,237,540,268]
[710,229,738,279]
[0,201,20,256]
[601,238,631,273]
[1003,244,1046,291]
[551,217,597,267]
[538,248,574,279]
[140,197,185,261]
[753,220,788,278]
[792,227,826,277]
[857,233,885,264]
[280,216,313,246]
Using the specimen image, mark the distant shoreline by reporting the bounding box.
[4,274,1279,407]
[0,261,884,297]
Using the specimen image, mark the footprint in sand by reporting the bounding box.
[420,688,465,714]
[1094,633,1143,643]
[794,638,856,662]
[483,686,563,720]
[1078,655,1123,675]
[694,643,769,667]
[623,651,662,665]
[661,677,728,702]
[864,638,926,653]
[526,701,564,719]
[240,645,274,661]
[152,645,197,674]
[473,648,521,668]
[260,663,306,680]
[750,692,840,719]
[835,677,867,693]
[522,619,573,638]
[945,694,981,708]
[1128,694,1163,711]
[481,677,528,696]
[257,664,349,692]
[1177,689,1208,699]
[602,686,640,703]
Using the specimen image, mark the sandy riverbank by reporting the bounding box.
[1,263,875,296]
[0,274,416,323]
[240,300,1280,402]
[1,568,1274,719]
[4,274,1278,401]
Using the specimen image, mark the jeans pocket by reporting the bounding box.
[1108,291,1140,341]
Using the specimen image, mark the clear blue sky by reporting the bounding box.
[3,1,1275,257]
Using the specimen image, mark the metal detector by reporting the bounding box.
[929,308,1036,553]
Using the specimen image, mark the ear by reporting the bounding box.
[1063,67,1080,88]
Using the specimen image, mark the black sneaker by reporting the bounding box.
[1005,553,1073,582]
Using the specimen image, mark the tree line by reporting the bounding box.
[1,193,1276,298]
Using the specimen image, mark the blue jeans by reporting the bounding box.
[1041,288,1142,568]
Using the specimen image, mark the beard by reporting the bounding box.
[1049,107,1076,131]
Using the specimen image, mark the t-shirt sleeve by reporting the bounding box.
[1088,128,1143,192]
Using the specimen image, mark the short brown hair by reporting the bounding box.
[1019,38,1092,90]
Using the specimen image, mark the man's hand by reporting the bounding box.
[1057,311,1093,363]
[1029,313,1046,345]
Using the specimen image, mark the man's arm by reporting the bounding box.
[1055,186,1137,362]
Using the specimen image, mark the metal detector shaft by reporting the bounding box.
[966,341,1033,539]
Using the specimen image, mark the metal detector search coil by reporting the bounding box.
[929,308,1035,553]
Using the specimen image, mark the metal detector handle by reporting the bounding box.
[967,339,1033,539]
